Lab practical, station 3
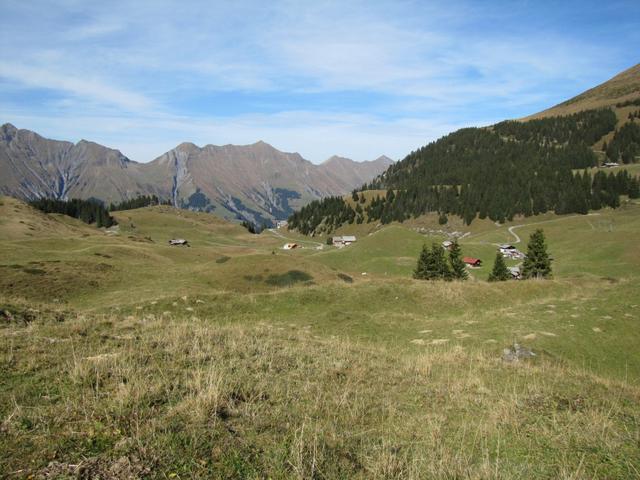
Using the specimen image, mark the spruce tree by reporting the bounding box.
[449,241,467,280]
[431,243,452,280]
[629,177,640,199]
[522,229,552,279]
[413,243,451,280]
[413,244,431,280]
[488,252,510,282]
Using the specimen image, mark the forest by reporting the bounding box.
[289,108,640,234]
[29,198,116,227]
[605,122,640,163]
[288,196,355,235]
[109,194,170,211]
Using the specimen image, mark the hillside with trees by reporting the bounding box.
[29,198,116,227]
[109,194,170,211]
[288,107,640,234]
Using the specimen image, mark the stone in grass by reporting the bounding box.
[502,343,536,363]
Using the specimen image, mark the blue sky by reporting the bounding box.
[1,0,639,163]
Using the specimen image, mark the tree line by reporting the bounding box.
[492,109,617,147]
[604,121,640,164]
[288,196,355,235]
[29,198,116,227]
[288,108,639,234]
[109,195,170,211]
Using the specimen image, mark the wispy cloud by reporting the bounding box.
[0,0,638,162]
[0,61,153,112]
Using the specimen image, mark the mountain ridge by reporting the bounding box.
[0,123,390,225]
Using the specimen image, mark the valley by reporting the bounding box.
[1,194,639,478]
[1,39,639,480]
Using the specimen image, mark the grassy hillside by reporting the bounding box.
[528,63,640,119]
[2,195,640,478]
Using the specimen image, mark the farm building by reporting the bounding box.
[168,238,189,246]
[499,244,525,259]
[601,162,620,168]
[442,240,454,250]
[283,243,298,250]
[332,235,357,247]
[463,256,482,267]
[276,220,288,229]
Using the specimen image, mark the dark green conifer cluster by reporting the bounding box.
[605,122,640,163]
[414,241,467,281]
[29,198,116,227]
[288,196,355,234]
[109,195,170,211]
[492,109,617,146]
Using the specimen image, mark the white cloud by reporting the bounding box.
[0,0,636,163]
[0,61,153,112]
[1,105,493,163]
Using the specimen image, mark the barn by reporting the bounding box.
[463,256,482,267]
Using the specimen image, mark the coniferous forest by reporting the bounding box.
[288,196,356,235]
[109,194,170,211]
[29,198,116,227]
[289,108,640,233]
[605,122,640,163]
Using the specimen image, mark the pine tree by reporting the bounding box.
[414,243,451,280]
[413,244,431,279]
[449,241,468,280]
[488,252,510,282]
[522,229,552,279]
[431,243,452,280]
[629,177,640,199]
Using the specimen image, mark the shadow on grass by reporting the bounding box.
[265,270,313,287]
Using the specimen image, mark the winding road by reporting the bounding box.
[505,213,601,244]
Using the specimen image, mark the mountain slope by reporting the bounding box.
[528,63,640,119]
[319,155,394,190]
[0,124,390,225]
[289,63,640,234]
[0,123,159,203]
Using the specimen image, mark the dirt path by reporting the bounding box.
[507,225,522,244]
[506,213,601,244]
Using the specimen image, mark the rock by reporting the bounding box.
[502,343,536,362]
[0,309,15,323]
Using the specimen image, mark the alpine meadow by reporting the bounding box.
[2,2,640,479]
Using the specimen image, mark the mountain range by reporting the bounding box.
[0,124,392,225]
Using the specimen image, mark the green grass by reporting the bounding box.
[2,195,640,478]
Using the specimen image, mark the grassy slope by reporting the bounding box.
[1,195,640,478]
[525,63,640,120]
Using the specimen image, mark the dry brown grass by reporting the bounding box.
[2,308,639,479]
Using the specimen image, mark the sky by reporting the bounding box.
[1,1,639,164]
